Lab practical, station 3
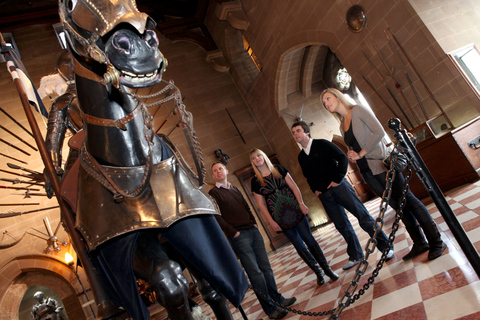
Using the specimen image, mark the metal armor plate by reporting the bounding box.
[75,155,219,250]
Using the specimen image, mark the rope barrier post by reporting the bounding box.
[388,118,480,277]
[238,305,249,320]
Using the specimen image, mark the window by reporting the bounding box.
[448,43,480,98]
[243,37,262,71]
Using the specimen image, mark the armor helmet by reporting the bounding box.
[58,0,157,64]
[33,291,45,301]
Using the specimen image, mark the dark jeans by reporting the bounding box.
[230,227,283,316]
[282,215,318,252]
[361,170,433,231]
[318,178,390,260]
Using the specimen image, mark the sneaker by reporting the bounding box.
[269,308,288,319]
[281,296,296,307]
[342,259,360,270]
[386,249,395,261]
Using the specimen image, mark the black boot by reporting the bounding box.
[308,244,339,281]
[298,248,325,286]
[422,221,447,260]
[402,224,430,261]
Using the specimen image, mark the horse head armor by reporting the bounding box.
[59,0,167,88]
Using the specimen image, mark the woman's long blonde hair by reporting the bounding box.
[321,88,356,123]
[249,148,281,186]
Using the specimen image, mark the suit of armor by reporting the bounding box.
[30,291,63,320]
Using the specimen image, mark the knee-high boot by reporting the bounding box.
[308,244,339,281]
[402,224,430,261]
[421,221,447,260]
[298,248,325,286]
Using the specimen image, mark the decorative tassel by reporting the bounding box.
[38,74,69,99]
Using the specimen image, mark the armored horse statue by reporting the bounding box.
[50,0,249,318]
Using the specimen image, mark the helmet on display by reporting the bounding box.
[58,0,157,64]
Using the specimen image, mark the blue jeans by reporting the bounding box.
[283,215,318,252]
[361,170,433,231]
[230,228,283,316]
[318,178,390,260]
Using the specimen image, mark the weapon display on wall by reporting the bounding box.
[0,169,44,182]
[0,106,34,138]
[0,202,40,206]
[385,27,454,129]
[0,177,44,186]
[1,32,114,316]
[0,138,31,156]
[0,152,28,165]
[371,40,421,125]
[226,108,246,144]
[0,185,40,191]
[0,124,38,151]
[0,205,59,218]
[361,73,403,121]
[6,162,44,180]
[0,230,27,249]
[384,29,429,120]
[362,50,414,129]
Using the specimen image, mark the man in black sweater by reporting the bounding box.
[209,162,295,319]
[291,121,393,270]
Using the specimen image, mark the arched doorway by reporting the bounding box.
[0,255,90,320]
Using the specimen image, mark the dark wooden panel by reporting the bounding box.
[408,121,480,199]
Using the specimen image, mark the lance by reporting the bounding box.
[384,29,429,120]
[17,190,48,198]
[1,33,120,318]
[225,108,246,144]
[0,205,59,218]
[0,185,40,191]
[0,124,38,151]
[0,152,28,165]
[0,202,39,206]
[0,169,44,182]
[361,74,402,120]
[362,50,414,130]
[0,138,31,156]
[7,162,44,180]
[371,40,421,125]
[0,177,44,186]
[0,106,34,138]
[385,28,454,129]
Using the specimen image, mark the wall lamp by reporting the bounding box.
[214,149,229,165]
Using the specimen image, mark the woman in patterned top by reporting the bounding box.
[250,148,338,285]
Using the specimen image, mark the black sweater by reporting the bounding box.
[298,139,348,193]
[208,185,257,238]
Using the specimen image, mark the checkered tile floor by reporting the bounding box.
[150,180,480,319]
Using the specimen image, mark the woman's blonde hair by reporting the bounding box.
[321,88,355,123]
[249,148,281,186]
[321,88,355,109]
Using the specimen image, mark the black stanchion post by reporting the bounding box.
[388,118,480,277]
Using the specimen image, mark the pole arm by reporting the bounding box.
[0,32,123,319]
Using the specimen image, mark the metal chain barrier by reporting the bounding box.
[247,145,412,319]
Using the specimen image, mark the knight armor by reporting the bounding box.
[76,139,219,250]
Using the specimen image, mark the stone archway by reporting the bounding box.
[0,255,88,320]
